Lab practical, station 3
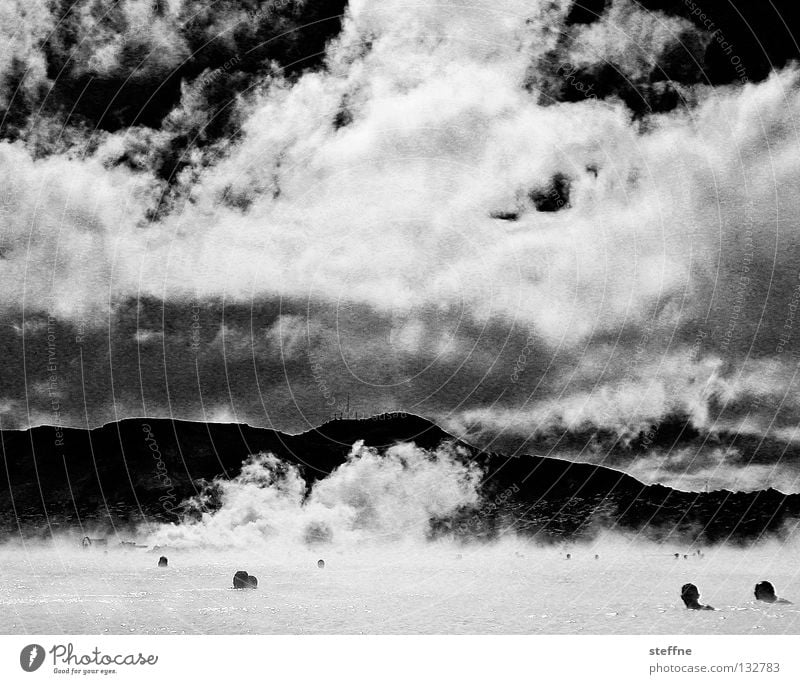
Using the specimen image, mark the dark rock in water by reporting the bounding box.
[317,559,325,569]
[754,581,792,604]
[489,210,520,222]
[680,583,714,611]
[158,556,168,568]
[233,570,257,589]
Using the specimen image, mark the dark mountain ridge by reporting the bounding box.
[1,414,797,544]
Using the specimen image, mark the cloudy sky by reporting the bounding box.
[3,0,800,491]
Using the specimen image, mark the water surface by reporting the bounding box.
[2,540,798,634]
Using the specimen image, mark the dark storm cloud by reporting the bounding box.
[0,296,540,430]
[2,1,347,144]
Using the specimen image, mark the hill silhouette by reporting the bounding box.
[1,413,797,544]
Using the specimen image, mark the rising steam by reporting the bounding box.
[146,440,483,548]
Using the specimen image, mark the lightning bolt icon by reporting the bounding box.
[28,646,38,667]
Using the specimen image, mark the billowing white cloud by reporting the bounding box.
[4,1,797,337]
[0,140,161,321]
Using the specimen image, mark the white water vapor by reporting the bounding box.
[146,440,482,548]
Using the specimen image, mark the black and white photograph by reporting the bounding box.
[2,0,800,680]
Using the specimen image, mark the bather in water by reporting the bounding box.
[754,581,792,604]
[680,583,714,611]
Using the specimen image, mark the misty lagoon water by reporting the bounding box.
[3,445,798,634]
[2,539,800,634]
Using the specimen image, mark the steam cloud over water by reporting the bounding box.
[146,441,483,548]
[2,1,800,491]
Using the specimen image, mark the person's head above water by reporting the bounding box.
[681,583,699,604]
[755,581,777,602]
[754,581,792,604]
[680,583,714,610]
